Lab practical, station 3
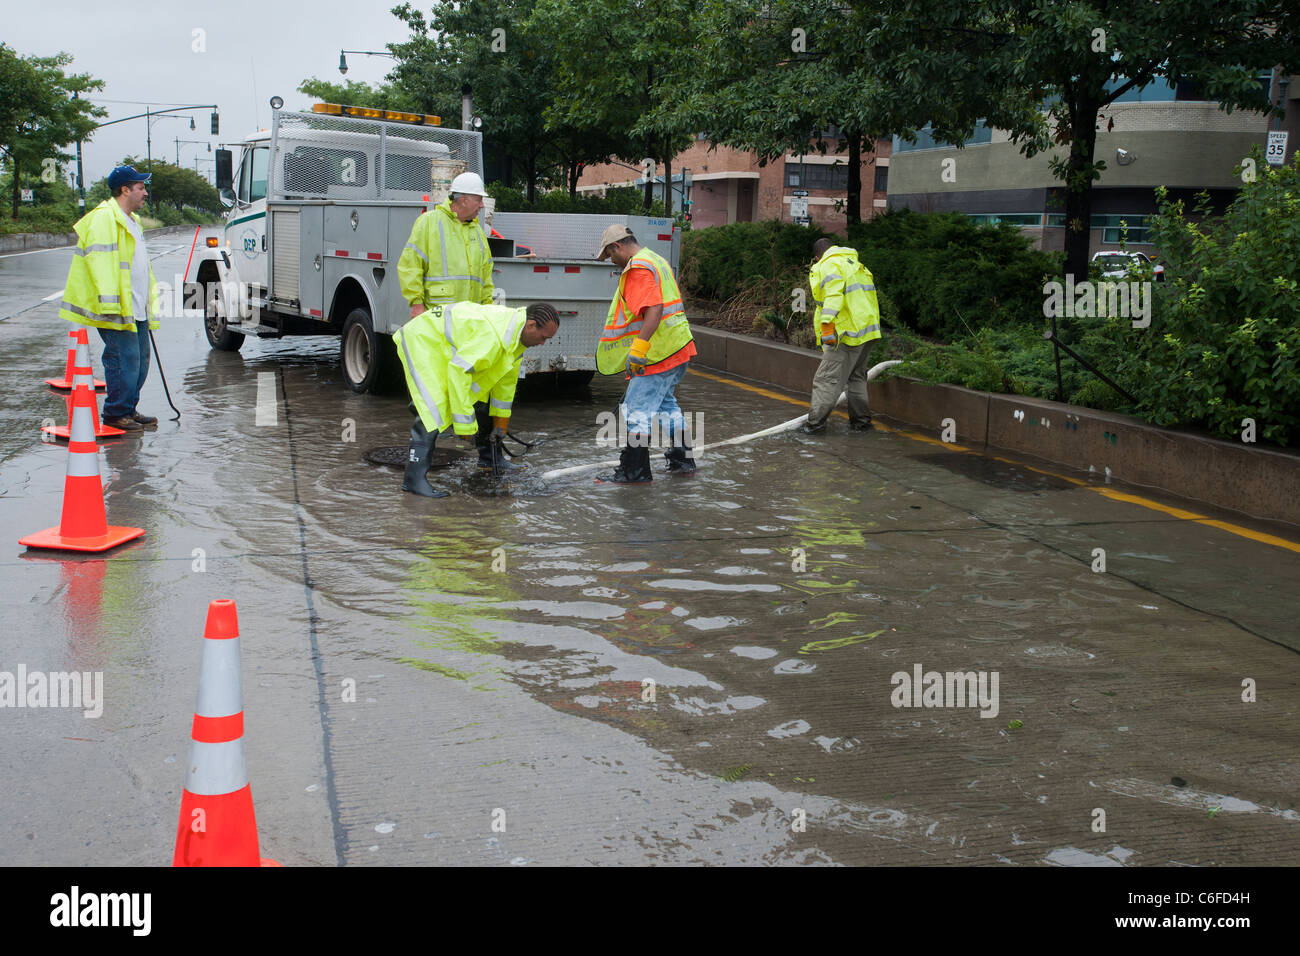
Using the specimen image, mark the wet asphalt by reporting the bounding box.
[2,235,1298,866]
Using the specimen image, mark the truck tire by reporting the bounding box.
[341,307,386,394]
[203,283,245,351]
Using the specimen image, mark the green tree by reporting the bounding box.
[530,0,698,210]
[294,76,415,113]
[0,44,105,219]
[857,0,1300,282]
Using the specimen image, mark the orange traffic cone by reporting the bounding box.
[42,334,125,440]
[173,600,279,867]
[19,385,145,552]
[45,328,106,390]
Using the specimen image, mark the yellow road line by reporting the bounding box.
[687,367,1300,554]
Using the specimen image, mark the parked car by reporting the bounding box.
[1091,250,1165,282]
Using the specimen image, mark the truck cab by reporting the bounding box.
[190,103,680,395]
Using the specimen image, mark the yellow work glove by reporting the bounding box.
[819,323,839,347]
[626,337,651,376]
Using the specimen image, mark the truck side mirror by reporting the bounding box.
[215,149,233,190]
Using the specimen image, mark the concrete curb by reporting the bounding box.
[691,325,1300,527]
[0,223,203,254]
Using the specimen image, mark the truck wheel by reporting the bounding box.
[203,283,245,351]
[341,308,384,394]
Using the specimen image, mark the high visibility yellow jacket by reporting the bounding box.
[809,245,881,347]
[393,302,525,436]
[397,199,494,308]
[60,199,159,331]
[596,246,692,375]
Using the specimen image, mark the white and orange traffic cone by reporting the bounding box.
[45,328,106,390]
[173,599,279,867]
[19,384,145,553]
[42,334,124,440]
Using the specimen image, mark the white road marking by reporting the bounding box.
[255,371,278,426]
[0,245,75,259]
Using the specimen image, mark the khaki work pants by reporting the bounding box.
[807,340,874,428]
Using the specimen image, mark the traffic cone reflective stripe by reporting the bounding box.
[173,599,278,867]
[45,329,106,390]
[19,384,144,552]
[42,336,124,440]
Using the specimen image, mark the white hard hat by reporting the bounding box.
[449,172,489,197]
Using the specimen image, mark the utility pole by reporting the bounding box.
[74,91,85,213]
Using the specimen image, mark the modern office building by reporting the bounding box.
[575,132,892,232]
[887,71,1297,255]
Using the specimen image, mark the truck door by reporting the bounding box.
[225,145,269,289]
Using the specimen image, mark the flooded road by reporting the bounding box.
[3,235,1298,866]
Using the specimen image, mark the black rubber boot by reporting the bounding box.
[478,438,523,476]
[664,443,697,474]
[402,418,449,498]
[799,416,828,435]
[596,445,653,483]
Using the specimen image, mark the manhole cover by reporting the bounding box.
[363,445,468,469]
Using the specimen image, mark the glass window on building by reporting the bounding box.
[892,121,992,153]
[874,165,888,192]
[784,162,849,190]
[1092,215,1152,243]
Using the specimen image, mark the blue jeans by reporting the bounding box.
[97,322,151,419]
[621,362,689,447]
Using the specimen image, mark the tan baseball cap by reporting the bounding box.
[595,223,634,260]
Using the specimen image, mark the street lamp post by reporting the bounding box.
[338,49,397,76]
[77,103,217,216]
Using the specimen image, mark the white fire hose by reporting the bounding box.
[540,359,903,480]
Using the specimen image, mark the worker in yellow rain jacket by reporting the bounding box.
[801,238,883,434]
[393,301,559,497]
[397,172,495,315]
[59,165,161,432]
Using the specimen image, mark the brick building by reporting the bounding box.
[575,133,892,233]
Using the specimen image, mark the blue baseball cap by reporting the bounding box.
[107,165,151,191]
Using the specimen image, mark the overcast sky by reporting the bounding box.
[8,0,416,185]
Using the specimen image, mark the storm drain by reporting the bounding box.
[363,446,468,469]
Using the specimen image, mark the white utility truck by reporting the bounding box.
[190,103,680,391]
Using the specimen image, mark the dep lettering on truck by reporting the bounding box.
[187,101,680,394]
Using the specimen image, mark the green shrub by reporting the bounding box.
[679,220,831,302]
[847,210,1062,340]
[488,183,671,219]
[1098,154,1300,446]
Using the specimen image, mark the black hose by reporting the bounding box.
[148,328,181,422]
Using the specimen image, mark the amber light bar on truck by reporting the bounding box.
[311,103,441,126]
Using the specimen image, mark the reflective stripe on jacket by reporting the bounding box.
[596,247,692,375]
[59,199,159,331]
[397,200,494,308]
[393,302,525,436]
[809,245,881,347]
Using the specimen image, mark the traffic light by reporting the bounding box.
[210,111,219,135]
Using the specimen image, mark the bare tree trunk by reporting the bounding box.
[11,159,20,219]
[663,154,672,214]
[1063,89,1100,285]
[568,160,580,198]
[846,132,862,228]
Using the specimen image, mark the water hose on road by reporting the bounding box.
[540,359,903,481]
[144,231,199,424]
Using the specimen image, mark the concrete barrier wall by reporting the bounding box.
[691,325,1300,527]
[0,224,202,255]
